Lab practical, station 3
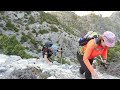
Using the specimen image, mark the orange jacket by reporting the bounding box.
[81,39,108,75]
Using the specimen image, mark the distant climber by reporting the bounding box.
[42,41,62,64]
[77,31,116,79]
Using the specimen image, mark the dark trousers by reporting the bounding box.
[77,51,94,79]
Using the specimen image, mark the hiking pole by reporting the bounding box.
[95,56,109,69]
[95,56,109,65]
[99,56,109,69]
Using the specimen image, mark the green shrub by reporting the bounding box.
[8,35,19,45]
[21,32,25,36]
[30,38,36,45]
[6,20,19,32]
[28,16,35,24]
[3,46,14,55]
[12,44,25,55]
[50,26,58,32]
[14,27,19,32]
[39,29,49,34]
[20,35,29,42]
[0,35,10,48]
[2,16,7,20]
[34,44,38,49]
[60,23,75,35]
[107,41,120,62]
[39,11,60,25]
[32,29,36,33]
[25,25,29,30]
[48,37,51,41]
[25,47,29,50]
[0,34,32,59]
[21,33,37,47]
[27,34,32,40]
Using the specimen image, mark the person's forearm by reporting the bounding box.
[44,54,51,64]
[45,58,51,64]
[83,59,96,76]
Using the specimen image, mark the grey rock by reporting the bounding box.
[17,12,25,19]
[0,67,7,73]
[7,67,49,79]
[53,61,60,65]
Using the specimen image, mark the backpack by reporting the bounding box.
[42,41,53,58]
[79,31,99,46]
[44,41,53,48]
[51,44,59,55]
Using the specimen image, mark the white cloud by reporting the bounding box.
[72,11,116,17]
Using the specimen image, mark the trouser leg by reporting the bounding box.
[76,51,85,74]
[76,51,94,79]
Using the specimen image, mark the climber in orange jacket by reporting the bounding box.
[77,31,116,79]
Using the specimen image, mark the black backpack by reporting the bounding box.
[79,31,99,46]
[42,41,53,58]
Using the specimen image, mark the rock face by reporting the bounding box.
[0,54,119,79]
[8,67,49,79]
[0,11,80,61]
[97,60,120,78]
